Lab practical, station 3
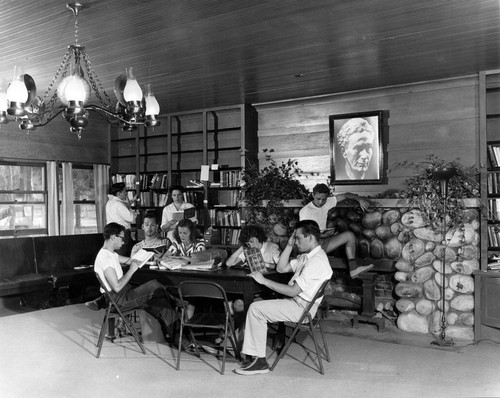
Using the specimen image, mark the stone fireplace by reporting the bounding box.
[330,199,479,340]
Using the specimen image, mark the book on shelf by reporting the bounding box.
[488,144,500,168]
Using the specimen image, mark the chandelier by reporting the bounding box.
[0,2,160,139]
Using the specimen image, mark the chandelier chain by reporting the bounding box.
[81,51,113,108]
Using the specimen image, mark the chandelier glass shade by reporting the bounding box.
[0,3,161,139]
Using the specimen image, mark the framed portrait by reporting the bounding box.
[329,110,385,185]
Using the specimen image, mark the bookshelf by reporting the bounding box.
[110,104,258,244]
[476,70,500,342]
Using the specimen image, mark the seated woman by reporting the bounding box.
[226,224,281,269]
[165,218,205,258]
[160,185,197,243]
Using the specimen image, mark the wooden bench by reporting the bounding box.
[0,233,103,303]
[327,256,396,332]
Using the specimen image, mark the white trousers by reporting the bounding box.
[241,297,318,358]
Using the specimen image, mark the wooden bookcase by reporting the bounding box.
[110,104,258,243]
[476,70,500,342]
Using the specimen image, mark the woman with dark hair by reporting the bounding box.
[165,218,205,257]
[160,185,197,242]
[226,224,281,269]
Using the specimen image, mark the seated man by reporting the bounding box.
[234,220,333,375]
[86,213,170,311]
[92,222,179,341]
[299,183,373,279]
[131,212,171,257]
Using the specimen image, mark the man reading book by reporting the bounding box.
[89,222,179,341]
[131,213,171,257]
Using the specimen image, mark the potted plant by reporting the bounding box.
[240,149,309,237]
[396,154,480,231]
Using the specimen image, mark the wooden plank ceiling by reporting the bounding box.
[0,0,499,114]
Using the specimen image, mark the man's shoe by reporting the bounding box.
[85,299,100,311]
[239,356,255,370]
[85,295,106,311]
[234,357,269,375]
[350,264,374,279]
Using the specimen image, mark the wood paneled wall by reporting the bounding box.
[255,76,479,196]
[0,116,109,164]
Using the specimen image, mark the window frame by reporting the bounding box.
[0,161,47,237]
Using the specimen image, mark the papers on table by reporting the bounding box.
[158,257,216,271]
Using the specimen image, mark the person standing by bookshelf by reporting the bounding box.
[106,182,138,256]
[160,185,198,242]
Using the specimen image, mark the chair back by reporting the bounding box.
[178,280,227,301]
[95,273,118,310]
[295,279,331,324]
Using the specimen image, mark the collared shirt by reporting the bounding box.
[288,245,332,303]
[105,195,136,229]
[299,196,337,231]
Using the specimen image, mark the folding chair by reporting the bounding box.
[95,274,146,358]
[270,279,331,374]
[176,281,239,374]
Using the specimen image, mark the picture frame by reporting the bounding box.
[329,110,385,184]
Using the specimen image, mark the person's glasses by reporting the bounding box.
[115,234,125,240]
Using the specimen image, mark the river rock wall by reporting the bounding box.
[330,205,479,340]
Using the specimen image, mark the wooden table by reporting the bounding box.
[131,266,290,310]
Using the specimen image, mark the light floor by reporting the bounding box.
[0,302,499,398]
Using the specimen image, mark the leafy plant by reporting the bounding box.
[396,154,480,230]
[240,149,309,234]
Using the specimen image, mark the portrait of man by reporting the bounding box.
[330,111,382,183]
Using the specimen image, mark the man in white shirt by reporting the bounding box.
[93,222,179,341]
[234,220,332,375]
[105,182,138,256]
[299,183,373,279]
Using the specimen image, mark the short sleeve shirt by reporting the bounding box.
[288,245,332,303]
[299,196,337,231]
[94,248,123,293]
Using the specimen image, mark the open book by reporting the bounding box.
[244,247,268,274]
[171,207,196,221]
[130,249,155,268]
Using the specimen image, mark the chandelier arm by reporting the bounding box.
[86,105,145,125]
[29,109,66,127]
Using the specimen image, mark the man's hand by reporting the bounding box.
[249,271,267,285]
[287,230,296,247]
[321,228,337,238]
[358,198,371,211]
[128,259,141,273]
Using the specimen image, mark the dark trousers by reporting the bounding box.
[110,279,179,334]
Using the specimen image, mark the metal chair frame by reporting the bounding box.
[176,280,239,374]
[270,279,331,374]
[95,273,146,358]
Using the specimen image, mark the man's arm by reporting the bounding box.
[103,260,139,293]
[275,232,296,273]
[335,192,372,211]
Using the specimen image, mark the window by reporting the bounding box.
[0,162,47,237]
[58,165,98,234]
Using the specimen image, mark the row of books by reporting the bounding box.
[487,144,500,168]
[208,209,242,226]
[112,174,137,190]
[488,199,500,221]
[488,225,500,248]
[209,228,241,246]
[138,192,169,207]
[217,170,242,187]
[487,172,500,194]
[146,173,168,190]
